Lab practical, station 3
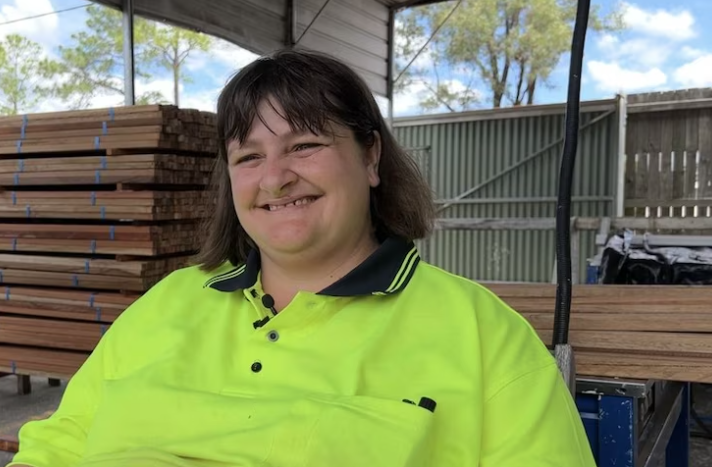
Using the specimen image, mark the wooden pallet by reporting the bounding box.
[484,283,712,383]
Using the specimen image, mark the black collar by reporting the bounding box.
[203,237,421,296]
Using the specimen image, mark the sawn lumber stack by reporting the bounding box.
[0,104,217,380]
[485,283,712,384]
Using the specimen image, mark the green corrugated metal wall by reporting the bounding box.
[393,99,621,283]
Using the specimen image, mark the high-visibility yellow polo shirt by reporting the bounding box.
[9,237,596,467]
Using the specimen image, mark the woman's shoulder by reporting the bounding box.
[410,262,556,396]
[412,262,524,312]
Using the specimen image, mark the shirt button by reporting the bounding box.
[267,330,280,342]
[251,361,262,373]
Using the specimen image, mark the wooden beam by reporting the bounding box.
[482,283,712,383]
[434,216,712,232]
[0,436,18,453]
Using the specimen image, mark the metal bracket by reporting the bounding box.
[554,344,576,396]
[294,0,332,45]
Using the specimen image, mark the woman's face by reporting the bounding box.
[226,99,381,262]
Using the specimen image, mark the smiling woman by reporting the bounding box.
[7,49,596,467]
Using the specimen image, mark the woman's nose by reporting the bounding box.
[258,156,298,195]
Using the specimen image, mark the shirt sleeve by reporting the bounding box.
[479,360,597,467]
[7,335,109,467]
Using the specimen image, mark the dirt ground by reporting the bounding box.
[2,376,712,466]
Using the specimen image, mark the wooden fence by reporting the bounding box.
[625,89,712,218]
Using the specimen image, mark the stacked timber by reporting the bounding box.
[485,283,712,384]
[0,105,217,381]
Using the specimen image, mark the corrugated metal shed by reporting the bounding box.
[395,99,622,282]
[90,0,448,97]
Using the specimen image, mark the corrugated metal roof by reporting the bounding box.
[90,0,450,97]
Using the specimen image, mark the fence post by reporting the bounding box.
[615,93,628,218]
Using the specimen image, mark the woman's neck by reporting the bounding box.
[259,234,379,311]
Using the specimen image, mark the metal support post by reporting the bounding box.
[122,0,135,106]
[386,8,395,127]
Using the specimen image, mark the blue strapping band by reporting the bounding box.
[11,238,17,252]
[100,325,107,336]
[10,361,16,374]
[102,121,108,135]
[5,286,10,301]
[15,140,21,153]
[95,170,101,184]
[17,159,24,172]
[25,205,30,218]
[13,173,19,186]
[94,136,100,150]
[85,259,90,274]
[109,226,115,240]
[20,115,27,139]
[90,240,97,254]
[100,206,106,220]
[72,275,79,287]
[91,191,96,206]
[11,192,16,205]
[0,270,4,283]
[108,108,115,121]
[89,293,95,308]
[95,307,102,322]
[100,155,107,170]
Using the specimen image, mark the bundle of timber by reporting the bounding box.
[485,283,712,384]
[0,105,218,382]
[0,104,218,154]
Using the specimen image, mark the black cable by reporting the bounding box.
[553,0,591,346]
[0,4,90,27]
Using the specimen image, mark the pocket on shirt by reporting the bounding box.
[264,394,435,467]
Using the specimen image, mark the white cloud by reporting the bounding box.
[587,61,667,93]
[394,81,428,116]
[673,55,712,87]
[136,78,180,102]
[680,46,706,60]
[210,40,260,71]
[621,3,696,41]
[0,0,61,50]
[588,5,701,95]
[181,88,221,112]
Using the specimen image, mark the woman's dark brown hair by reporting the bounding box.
[196,48,435,271]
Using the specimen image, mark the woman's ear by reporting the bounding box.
[365,131,382,188]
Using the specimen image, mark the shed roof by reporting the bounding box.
[91,0,449,98]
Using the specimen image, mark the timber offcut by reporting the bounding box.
[0,104,218,383]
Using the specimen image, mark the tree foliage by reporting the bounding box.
[396,0,625,110]
[0,34,60,115]
[54,4,214,109]
[143,25,213,107]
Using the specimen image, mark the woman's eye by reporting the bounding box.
[294,143,321,152]
[235,154,258,164]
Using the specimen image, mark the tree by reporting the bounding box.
[54,4,212,109]
[0,34,60,115]
[396,0,624,110]
[53,5,166,108]
[142,24,214,106]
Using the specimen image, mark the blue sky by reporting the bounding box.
[1,0,711,117]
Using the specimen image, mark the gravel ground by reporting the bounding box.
[2,376,712,466]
